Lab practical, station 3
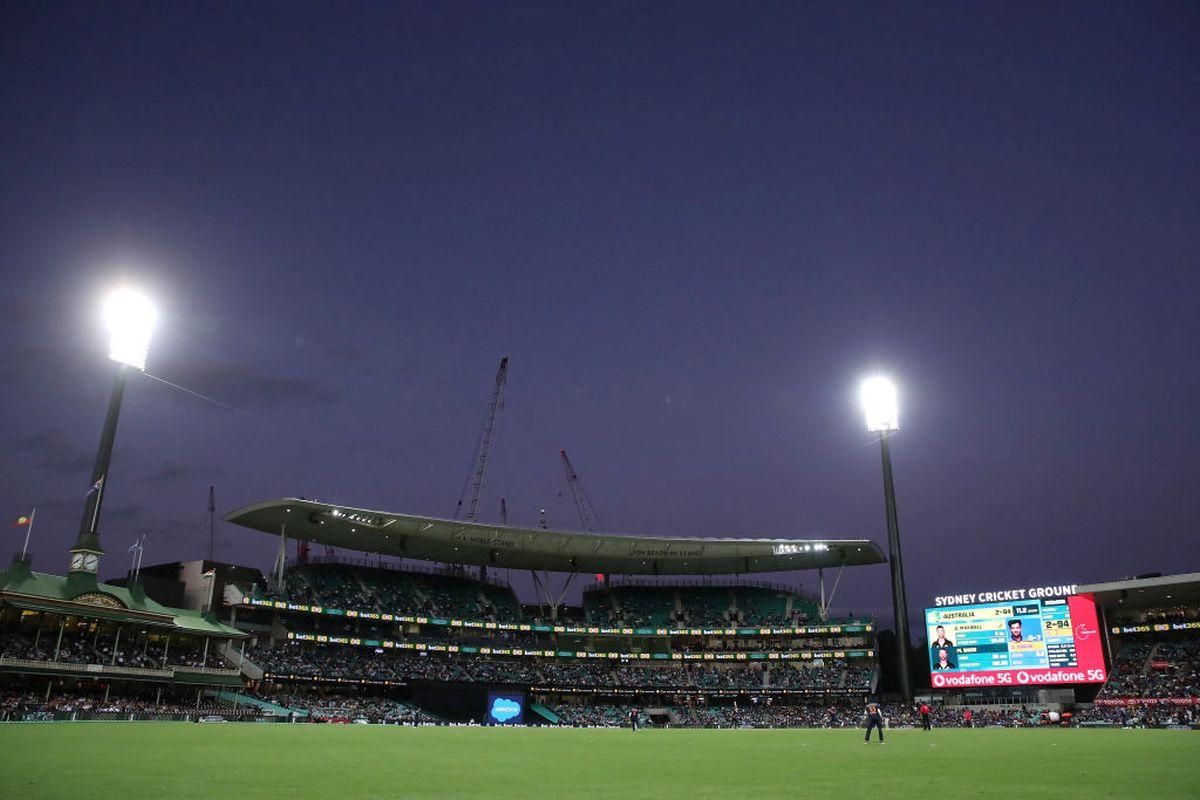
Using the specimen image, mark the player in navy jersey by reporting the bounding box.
[864,702,884,743]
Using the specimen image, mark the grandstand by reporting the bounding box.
[8,485,1199,732]
[0,487,887,727]
[0,555,247,718]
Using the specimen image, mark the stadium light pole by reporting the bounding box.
[860,375,914,702]
[71,288,157,579]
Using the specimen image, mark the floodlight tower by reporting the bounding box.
[71,288,156,580]
[860,375,913,702]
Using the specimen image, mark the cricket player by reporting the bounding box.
[864,702,884,743]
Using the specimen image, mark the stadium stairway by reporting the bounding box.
[530,703,561,724]
[217,641,264,681]
[1142,643,1161,677]
[205,690,306,717]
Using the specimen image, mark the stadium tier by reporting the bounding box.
[6,492,1198,730]
[258,561,523,622]
[244,640,872,693]
[0,559,244,690]
[582,580,825,628]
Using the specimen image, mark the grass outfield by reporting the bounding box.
[1,724,1197,799]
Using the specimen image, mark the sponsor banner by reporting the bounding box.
[930,665,1107,689]
[282,633,874,663]
[1093,697,1199,707]
[530,686,865,696]
[1111,621,1200,635]
[264,672,406,687]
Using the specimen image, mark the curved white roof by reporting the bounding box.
[225,497,886,575]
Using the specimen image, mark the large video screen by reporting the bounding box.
[924,594,1107,689]
[485,692,525,725]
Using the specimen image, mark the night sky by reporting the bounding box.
[2,3,1197,623]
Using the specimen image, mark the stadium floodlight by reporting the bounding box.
[103,287,157,371]
[71,287,157,578]
[860,376,898,432]
[859,372,913,702]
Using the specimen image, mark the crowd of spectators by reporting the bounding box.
[1115,606,1200,626]
[1074,703,1197,727]
[251,642,863,691]
[769,663,848,689]
[0,688,259,721]
[252,690,441,724]
[1,629,229,672]
[1097,637,1200,699]
[260,563,523,622]
[546,698,1053,729]
[583,584,836,629]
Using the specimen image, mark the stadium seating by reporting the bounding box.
[1096,637,1200,700]
[248,640,864,692]
[259,563,523,622]
[2,683,1074,729]
[732,587,795,625]
[0,688,261,721]
[253,691,440,723]
[582,582,829,629]
[0,629,226,671]
[584,585,678,627]
[677,587,731,626]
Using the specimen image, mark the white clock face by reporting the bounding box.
[71,553,84,570]
[83,554,99,571]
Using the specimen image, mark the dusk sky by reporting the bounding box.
[2,2,1197,622]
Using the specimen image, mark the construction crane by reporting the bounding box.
[560,449,602,531]
[454,357,509,522]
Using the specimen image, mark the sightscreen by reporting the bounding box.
[924,594,1107,689]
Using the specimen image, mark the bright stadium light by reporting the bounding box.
[860,375,899,432]
[70,287,157,579]
[103,287,157,371]
[858,371,912,701]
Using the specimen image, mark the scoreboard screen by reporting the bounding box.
[924,594,1107,689]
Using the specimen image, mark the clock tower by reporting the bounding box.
[67,524,105,593]
[69,539,104,576]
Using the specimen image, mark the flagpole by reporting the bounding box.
[206,569,217,614]
[89,477,105,538]
[20,507,36,560]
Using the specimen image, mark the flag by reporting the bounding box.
[87,475,105,496]
[11,514,32,528]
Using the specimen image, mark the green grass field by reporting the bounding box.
[1,724,1197,799]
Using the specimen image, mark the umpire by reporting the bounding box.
[864,702,885,743]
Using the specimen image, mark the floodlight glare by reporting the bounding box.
[103,288,157,370]
[860,376,899,432]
